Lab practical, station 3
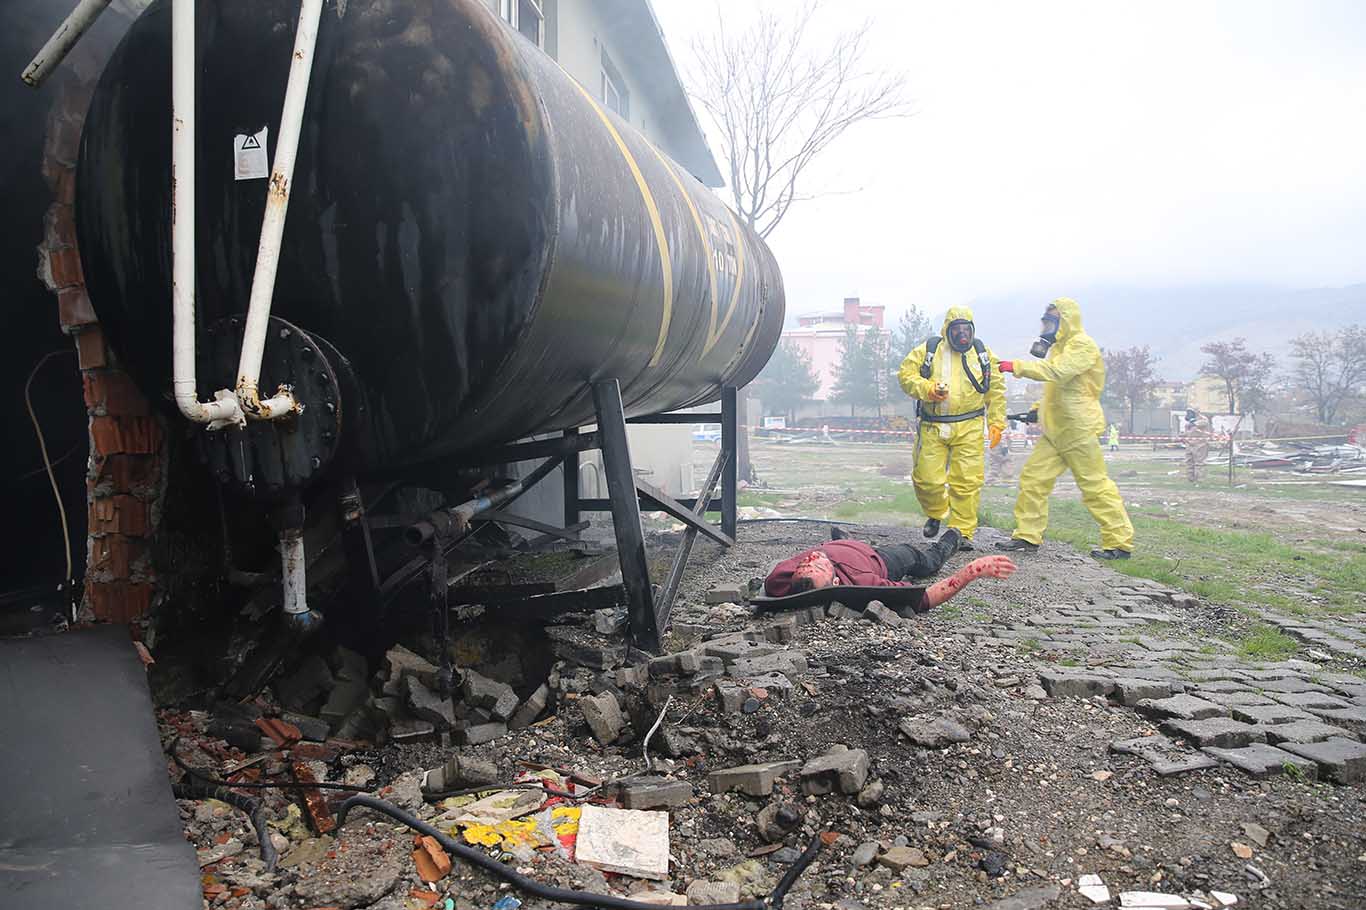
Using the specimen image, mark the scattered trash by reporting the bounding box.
[1210,892,1239,907]
[575,805,670,880]
[1118,892,1196,909]
[1078,873,1111,904]
[491,896,522,910]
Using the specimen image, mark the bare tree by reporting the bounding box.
[688,2,909,238]
[1103,346,1158,434]
[1290,326,1366,425]
[1200,338,1276,414]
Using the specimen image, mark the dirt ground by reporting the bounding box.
[165,437,1366,910]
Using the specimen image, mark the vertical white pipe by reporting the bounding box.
[171,0,242,426]
[235,0,326,420]
[20,0,112,88]
[280,529,308,616]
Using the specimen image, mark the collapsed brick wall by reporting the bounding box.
[36,66,166,624]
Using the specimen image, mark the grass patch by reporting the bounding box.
[1237,625,1300,660]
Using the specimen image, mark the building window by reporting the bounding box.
[499,0,543,46]
[601,49,629,118]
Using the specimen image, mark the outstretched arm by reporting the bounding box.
[923,555,1017,608]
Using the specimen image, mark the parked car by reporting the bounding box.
[692,423,722,443]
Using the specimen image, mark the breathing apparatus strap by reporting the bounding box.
[920,336,991,394]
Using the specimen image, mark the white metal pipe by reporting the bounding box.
[235,0,326,421]
[170,0,243,427]
[280,529,308,616]
[20,0,112,88]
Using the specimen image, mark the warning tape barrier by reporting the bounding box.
[734,425,1357,446]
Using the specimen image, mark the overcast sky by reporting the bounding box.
[651,0,1366,324]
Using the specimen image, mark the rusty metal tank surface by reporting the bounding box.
[76,0,783,475]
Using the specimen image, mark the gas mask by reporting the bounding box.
[946,319,975,353]
[1030,309,1061,358]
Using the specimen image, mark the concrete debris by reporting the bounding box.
[862,601,903,627]
[1279,737,1366,783]
[708,761,801,797]
[443,789,544,826]
[1137,694,1228,720]
[876,845,929,871]
[581,691,626,745]
[576,805,670,880]
[421,755,500,794]
[402,675,455,730]
[617,777,693,811]
[799,746,870,795]
[462,668,520,721]
[1161,717,1266,749]
[706,585,746,604]
[1201,743,1319,779]
[1078,873,1111,904]
[898,715,972,748]
[509,683,551,730]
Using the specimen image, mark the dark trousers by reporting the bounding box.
[875,534,956,581]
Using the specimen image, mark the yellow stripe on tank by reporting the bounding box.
[568,79,674,367]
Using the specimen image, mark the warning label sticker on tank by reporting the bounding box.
[233,127,269,181]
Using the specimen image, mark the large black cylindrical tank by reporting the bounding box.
[77,0,783,474]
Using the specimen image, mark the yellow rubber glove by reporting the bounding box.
[929,382,950,402]
[988,425,1003,449]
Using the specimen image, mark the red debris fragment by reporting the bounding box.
[292,761,337,834]
[255,717,302,747]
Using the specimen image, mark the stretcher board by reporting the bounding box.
[750,585,928,614]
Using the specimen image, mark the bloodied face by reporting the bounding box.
[791,551,837,591]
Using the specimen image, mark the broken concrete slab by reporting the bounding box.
[1305,705,1366,735]
[453,721,507,746]
[1202,743,1319,779]
[508,683,551,730]
[701,638,781,663]
[576,805,670,879]
[728,651,809,680]
[462,669,519,721]
[898,715,973,748]
[1162,717,1267,749]
[1270,690,1353,711]
[1110,735,1220,776]
[707,761,802,797]
[275,655,335,712]
[421,755,500,794]
[617,778,694,810]
[581,691,626,745]
[403,675,455,730]
[1198,691,1276,708]
[706,585,746,604]
[799,747,869,795]
[546,625,627,670]
[1279,737,1366,783]
[1137,693,1229,721]
[863,602,903,627]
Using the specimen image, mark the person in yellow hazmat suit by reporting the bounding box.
[898,306,1006,550]
[996,298,1135,560]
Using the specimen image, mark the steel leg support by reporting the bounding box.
[591,379,660,653]
[721,386,738,540]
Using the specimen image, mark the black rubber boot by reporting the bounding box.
[923,518,941,538]
[1090,548,1131,561]
[997,538,1039,553]
[957,537,975,552]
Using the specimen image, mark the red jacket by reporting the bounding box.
[764,540,915,596]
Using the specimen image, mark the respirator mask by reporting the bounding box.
[1030,308,1061,358]
[946,319,975,353]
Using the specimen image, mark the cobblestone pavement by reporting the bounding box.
[928,527,1366,785]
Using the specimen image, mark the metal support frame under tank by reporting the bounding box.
[395,381,739,658]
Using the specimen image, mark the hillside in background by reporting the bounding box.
[949,284,1366,380]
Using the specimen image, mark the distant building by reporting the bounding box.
[1186,376,1235,415]
[783,297,886,403]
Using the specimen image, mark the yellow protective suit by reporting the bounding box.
[898,306,1006,540]
[1009,298,1135,551]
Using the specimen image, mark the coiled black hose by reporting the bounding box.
[336,793,824,910]
[173,779,280,872]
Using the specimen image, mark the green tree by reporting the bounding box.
[831,326,884,416]
[1200,338,1276,414]
[885,306,934,376]
[753,340,821,423]
[1290,326,1366,425]
[1102,346,1158,434]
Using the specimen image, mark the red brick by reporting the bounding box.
[91,453,161,494]
[48,164,77,204]
[87,580,154,623]
[90,494,150,536]
[45,245,84,288]
[58,286,97,330]
[44,204,79,249]
[75,327,106,369]
[89,534,136,579]
[83,371,151,417]
[89,415,161,455]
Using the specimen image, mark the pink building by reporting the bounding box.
[782,297,885,401]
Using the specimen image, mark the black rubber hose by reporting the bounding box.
[336,794,824,910]
[173,780,280,872]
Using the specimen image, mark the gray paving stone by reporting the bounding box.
[1201,691,1276,708]
[1137,694,1229,720]
[1202,743,1319,779]
[1229,704,1314,725]
[1280,738,1366,784]
[1272,691,1353,711]
[1112,678,1173,706]
[1110,735,1220,776]
[1162,717,1267,749]
[1256,720,1355,745]
[1194,680,1257,694]
[1306,705,1366,735]
[1038,671,1115,699]
[1255,678,1333,695]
